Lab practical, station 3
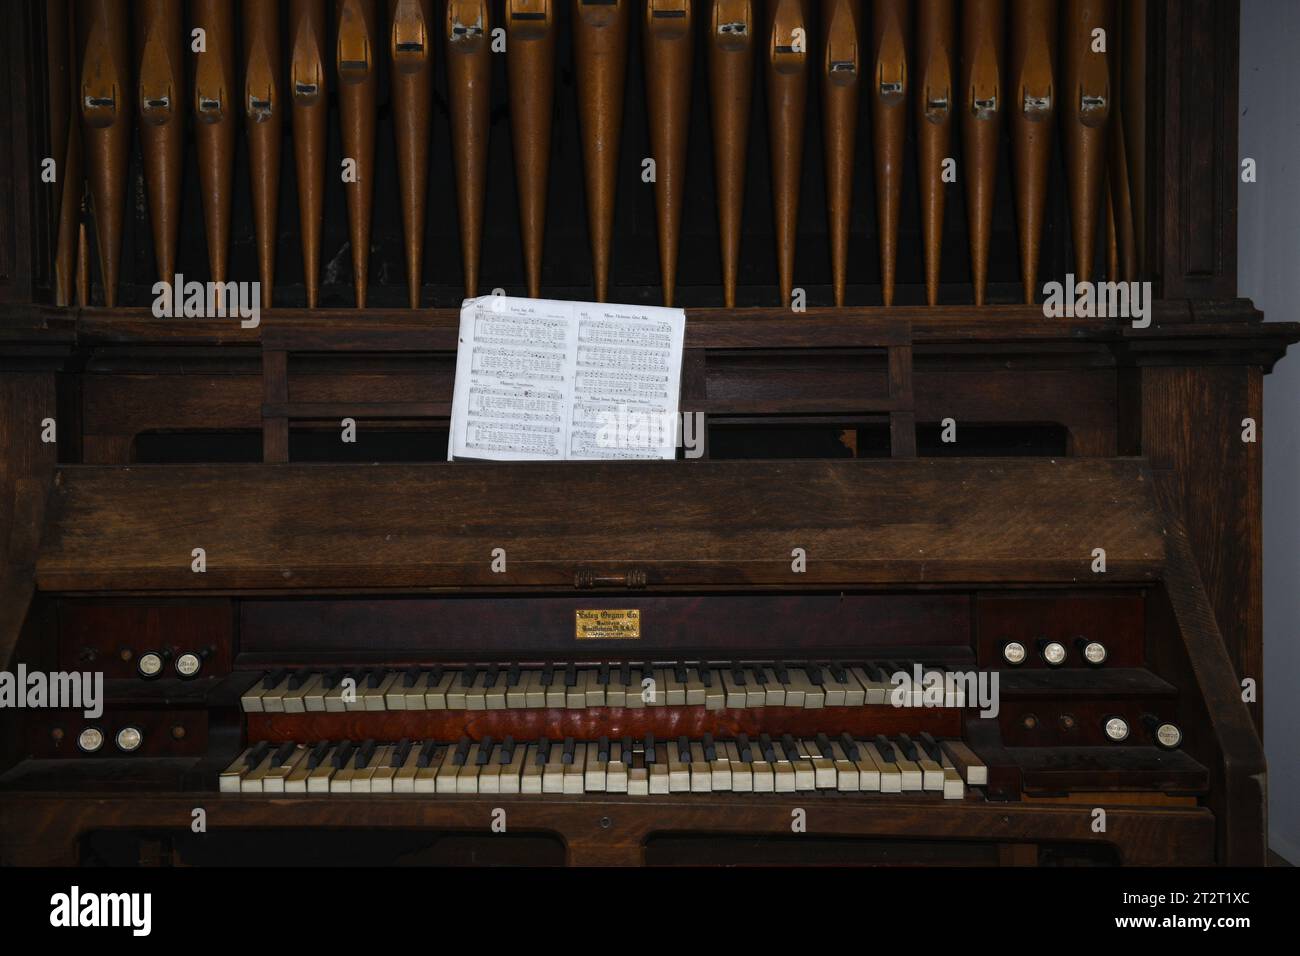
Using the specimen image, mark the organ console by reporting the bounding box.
[0,0,1295,870]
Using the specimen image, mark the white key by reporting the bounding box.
[437,744,467,792]
[521,745,544,794]
[563,743,586,794]
[385,672,413,710]
[605,743,628,793]
[542,744,568,793]
[239,750,275,791]
[506,669,530,708]
[424,670,454,709]
[851,667,889,705]
[302,675,331,712]
[393,744,422,793]
[819,669,848,707]
[787,740,816,790]
[941,740,987,786]
[456,744,483,793]
[624,669,646,709]
[484,672,508,710]
[829,742,860,791]
[585,742,608,791]
[721,669,747,709]
[585,670,607,708]
[544,670,567,709]
[911,743,946,791]
[523,670,547,709]
[498,743,526,794]
[329,748,358,793]
[478,745,504,793]
[663,668,686,705]
[726,742,752,792]
[464,672,489,711]
[850,739,882,791]
[263,745,310,792]
[759,667,786,706]
[751,745,775,793]
[345,673,373,712]
[776,668,804,707]
[362,673,397,711]
[446,671,471,710]
[791,669,825,709]
[667,740,691,792]
[351,744,384,792]
[220,747,258,792]
[863,742,901,792]
[627,750,649,796]
[282,674,322,713]
[649,744,670,794]
[605,669,628,707]
[565,670,586,709]
[308,747,339,793]
[240,676,274,713]
[368,745,398,793]
[836,668,866,707]
[743,668,767,707]
[802,738,838,789]
[284,746,318,792]
[708,740,732,791]
[684,668,706,706]
[701,669,726,711]
[324,675,354,712]
[689,742,712,793]
[647,669,667,707]
[414,745,448,793]
[401,671,431,710]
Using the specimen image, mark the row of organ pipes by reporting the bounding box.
[50,0,1145,309]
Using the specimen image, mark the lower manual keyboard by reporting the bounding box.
[220,733,986,799]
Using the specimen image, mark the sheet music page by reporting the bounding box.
[448,295,686,461]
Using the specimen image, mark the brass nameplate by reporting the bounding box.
[575,609,641,640]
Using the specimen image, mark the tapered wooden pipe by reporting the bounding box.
[707,0,754,308]
[1122,0,1145,276]
[390,0,435,307]
[644,0,693,307]
[766,0,810,306]
[446,0,492,299]
[337,0,378,307]
[80,0,131,307]
[192,0,236,284]
[290,0,328,308]
[135,0,184,286]
[243,0,282,309]
[870,0,907,306]
[1061,0,1112,283]
[49,0,81,306]
[821,0,859,308]
[1009,0,1056,303]
[914,0,954,306]
[506,0,557,299]
[960,0,1003,305]
[573,0,631,302]
[1106,7,1135,281]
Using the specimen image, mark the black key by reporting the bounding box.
[730,663,746,685]
[402,666,420,688]
[774,661,791,683]
[499,736,516,764]
[673,663,689,683]
[619,662,632,685]
[484,664,500,688]
[333,740,355,768]
[321,668,344,690]
[562,737,576,765]
[246,740,272,769]
[417,740,438,768]
[918,732,944,763]
[863,662,885,682]
[355,739,377,769]
[896,733,919,761]
[749,666,768,686]
[838,733,860,761]
[288,671,310,690]
[564,663,578,687]
[307,740,330,769]
[676,735,691,762]
[699,664,713,687]
[873,734,896,762]
[263,668,289,689]
[272,742,296,767]
[736,733,753,762]
[781,733,800,761]
[702,733,717,761]
[452,736,471,765]
[429,664,444,683]
[540,664,555,687]
[759,733,776,763]
[815,732,832,758]
[621,735,634,761]
[507,664,522,687]
[393,738,412,767]
[460,666,478,688]
[643,734,656,763]
[806,662,824,685]
[535,737,550,765]
[829,661,849,683]
[597,663,610,686]
[365,670,384,689]
[477,736,494,765]
[597,736,610,762]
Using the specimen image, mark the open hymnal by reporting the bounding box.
[447,294,687,461]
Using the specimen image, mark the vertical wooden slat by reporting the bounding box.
[244,0,283,309]
[643,0,693,307]
[446,0,492,299]
[390,0,435,307]
[49,0,81,307]
[506,0,557,299]
[289,0,329,308]
[1008,0,1056,303]
[822,0,861,308]
[960,0,1004,306]
[914,0,954,306]
[707,0,754,308]
[192,0,237,283]
[870,0,908,307]
[765,0,810,307]
[262,349,290,462]
[1061,0,1113,284]
[336,0,378,307]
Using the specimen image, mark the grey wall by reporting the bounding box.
[1239,0,1300,864]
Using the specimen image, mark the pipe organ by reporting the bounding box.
[43,0,1150,309]
[0,0,1295,870]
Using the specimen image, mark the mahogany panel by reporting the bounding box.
[35,459,1168,592]
[976,592,1145,668]
[239,593,971,658]
[245,705,962,744]
[25,708,207,758]
[58,600,232,678]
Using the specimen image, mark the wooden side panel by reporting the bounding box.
[1141,365,1262,731]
